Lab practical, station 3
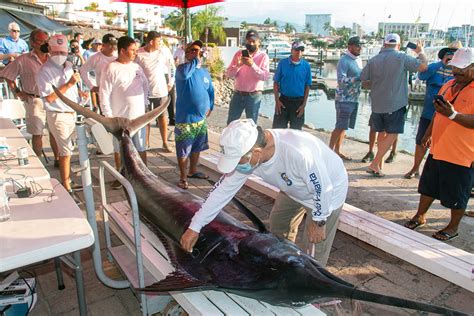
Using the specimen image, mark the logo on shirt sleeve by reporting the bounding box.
[309,172,322,216]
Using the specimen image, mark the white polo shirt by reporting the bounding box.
[189,129,348,233]
[135,46,176,98]
[79,51,117,90]
[36,59,80,112]
[99,60,148,119]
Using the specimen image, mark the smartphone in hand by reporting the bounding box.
[406,42,417,50]
[434,95,446,103]
[241,49,250,58]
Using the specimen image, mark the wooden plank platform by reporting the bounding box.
[104,201,326,315]
[199,151,474,293]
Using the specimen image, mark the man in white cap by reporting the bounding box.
[180,119,348,266]
[0,22,28,65]
[360,33,428,177]
[404,47,473,241]
[83,38,102,60]
[36,34,84,194]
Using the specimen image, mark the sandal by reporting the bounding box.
[366,168,385,178]
[187,172,209,179]
[432,230,458,242]
[404,218,425,230]
[404,171,419,179]
[338,153,352,161]
[177,179,188,190]
[464,211,474,217]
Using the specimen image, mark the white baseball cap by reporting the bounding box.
[384,33,400,45]
[448,47,473,69]
[217,119,258,173]
[48,34,68,53]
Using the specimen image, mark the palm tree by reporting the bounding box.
[193,6,226,46]
[164,9,193,37]
[284,23,295,34]
[304,22,312,33]
[323,22,335,36]
[263,17,271,24]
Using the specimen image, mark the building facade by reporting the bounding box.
[305,14,332,36]
[378,22,429,38]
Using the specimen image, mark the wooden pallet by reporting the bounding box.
[104,201,326,315]
[200,151,474,293]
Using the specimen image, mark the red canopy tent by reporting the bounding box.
[114,0,224,41]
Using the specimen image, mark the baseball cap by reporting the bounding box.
[384,33,400,45]
[245,29,259,41]
[217,119,258,173]
[102,33,117,45]
[91,38,102,45]
[448,47,473,69]
[291,41,305,51]
[187,40,203,49]
[438,41,462,60]
[348,36,364,46]
[48,34,68,53]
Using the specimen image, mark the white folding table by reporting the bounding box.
[0,178,94,315]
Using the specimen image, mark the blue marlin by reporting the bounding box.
[54,86,466,316]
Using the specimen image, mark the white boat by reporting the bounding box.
[263,37,291,59]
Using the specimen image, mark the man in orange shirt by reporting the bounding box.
[404,48,474,241]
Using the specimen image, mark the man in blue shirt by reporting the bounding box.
[404,44,459,179]
[272,41,312,130]
[175,40,214,190]
[329,36,364,160]
[0,22,28,65]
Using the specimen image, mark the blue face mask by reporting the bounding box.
[235,152,260,174]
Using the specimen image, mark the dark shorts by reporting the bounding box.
[175,119,209,158]
[272,95,305,130]
[415,117,431,146]
[148,97,170,116]
[418,155,474,209]
[371,106,406,134]
[335,101,358,130]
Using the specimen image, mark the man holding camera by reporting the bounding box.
[360,33,428,177]
[272,41,312,130]
[226,30,270,125]
[404,48,474,242]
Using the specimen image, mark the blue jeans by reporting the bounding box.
[227,92,262,125]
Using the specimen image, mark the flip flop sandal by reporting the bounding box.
[404,171,419,179]
[432,231,459,241]
[404,218,425,230]
[366,168,385,178]
[187,172,209,179]
[465,211,474,217]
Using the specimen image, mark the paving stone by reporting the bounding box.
[115,288,142,314]
[441,286,474,315]
[87,295,131,316]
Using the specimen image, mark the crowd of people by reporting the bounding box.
[0,23,472,262]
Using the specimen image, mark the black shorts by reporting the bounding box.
[371,106,407,134]
[418,155,474,209]
[148,96,170,115]
[272,95,305,130]
[415,117,431,146]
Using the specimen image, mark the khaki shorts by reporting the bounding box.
[46,112,76,156]
[25,97,46,135]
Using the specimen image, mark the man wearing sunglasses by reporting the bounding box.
[272,41,312,130]
[0,22,29,65]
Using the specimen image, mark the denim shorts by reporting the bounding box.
[335,101,358,130]
[113,127,146,153]
[371,106,406,134]
[418,155,474,209]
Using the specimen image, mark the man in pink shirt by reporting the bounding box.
[226,30,270,124]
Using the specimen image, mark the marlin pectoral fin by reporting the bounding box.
[140,270,209,293]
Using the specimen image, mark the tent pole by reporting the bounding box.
[127,3,134,37]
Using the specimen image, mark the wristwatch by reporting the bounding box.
[448,110,458,120]
[315,220,326,227]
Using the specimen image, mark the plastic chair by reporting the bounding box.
[0,99,49,163]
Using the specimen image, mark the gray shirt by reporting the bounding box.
[360,48,420,113]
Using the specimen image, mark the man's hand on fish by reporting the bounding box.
[181,228,199,252]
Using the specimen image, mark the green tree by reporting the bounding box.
[84,2,99,11]
[241,21,248,29]
[193,6,226,46]
[304,22,312,33]
[164,9,195,37]
[311,39,328,49]
[284,23,295,34]
[263,17,272,24]
[323,22,336,36]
